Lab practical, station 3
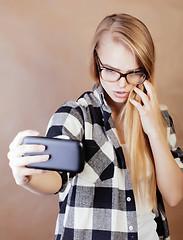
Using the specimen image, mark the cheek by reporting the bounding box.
[100,80,111,93]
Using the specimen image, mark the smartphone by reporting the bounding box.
[23,136,84,173]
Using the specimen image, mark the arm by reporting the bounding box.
[8,101,84,195]
[148,125,183,206]
[23,171,62,195]
[129,81,183,206]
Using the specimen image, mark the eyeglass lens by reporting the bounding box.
[100,68,146,84]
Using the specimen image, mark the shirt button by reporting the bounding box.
[127,197,131,202]
[129,226,133,231]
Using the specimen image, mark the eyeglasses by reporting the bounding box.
[94,50,147,85]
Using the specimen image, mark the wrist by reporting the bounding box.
[147,127,165,142]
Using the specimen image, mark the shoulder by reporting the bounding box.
[159,104,174,130]
[48,89,101,125]
[46,89,101,139]
[159,104,179,151]
[55,88,102,115]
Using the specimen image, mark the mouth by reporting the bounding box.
[113,91,129,99]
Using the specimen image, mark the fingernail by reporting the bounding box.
[44,155,50,160]
[40,155,49,160]
[40,145,46,151]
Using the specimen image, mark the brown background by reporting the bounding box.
[0,0,182,239]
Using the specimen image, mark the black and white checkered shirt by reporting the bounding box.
[46,84,183,240]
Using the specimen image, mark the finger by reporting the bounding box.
[9,154,49,168]
[9,130,40,151]
[129,98,143,112]
[143,81,155,99]
[9,144,46,159]
[12,166,48,178]
[21,168,48,176]
[133,87,149,106]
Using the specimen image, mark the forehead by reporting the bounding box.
[97,34,140,72]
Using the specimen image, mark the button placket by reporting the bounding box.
[127,197,131,202]
[129,225,133,231]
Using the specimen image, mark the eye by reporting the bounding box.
[127,70,146,84]
[104,68,116,74]
[101,67,120,81]
[135,70,143,74]
[128,71,144,77]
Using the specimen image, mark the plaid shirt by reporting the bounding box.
[46,84,183,240]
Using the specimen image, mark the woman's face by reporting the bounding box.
[97,35,141,111]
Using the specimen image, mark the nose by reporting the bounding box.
[118,77,127,88]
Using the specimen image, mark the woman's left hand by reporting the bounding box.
[129,80,162,138]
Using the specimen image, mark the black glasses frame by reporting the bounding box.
[94,50,148,85]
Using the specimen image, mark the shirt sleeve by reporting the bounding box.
[161,106,183,172]
[45,100,85,192]
[46,100,84,141]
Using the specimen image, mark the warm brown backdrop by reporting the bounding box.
[0,1,182,239]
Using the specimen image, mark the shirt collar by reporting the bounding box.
[92,83,112,114]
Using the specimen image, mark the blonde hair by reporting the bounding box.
[90,13,166,209]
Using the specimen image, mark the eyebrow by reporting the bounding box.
[95,51,144,74]
[102,62,143,74]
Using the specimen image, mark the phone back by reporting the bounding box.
[23,137,84,173]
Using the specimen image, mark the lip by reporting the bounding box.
[113,91,129,99]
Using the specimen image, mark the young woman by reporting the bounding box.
[8,14,183,240]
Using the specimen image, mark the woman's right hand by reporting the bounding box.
[7,130,49,186]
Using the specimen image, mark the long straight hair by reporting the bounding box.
[90,14,167,209]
